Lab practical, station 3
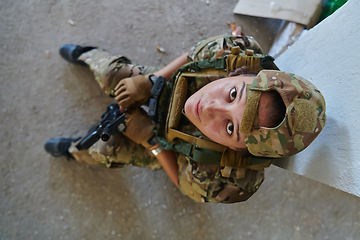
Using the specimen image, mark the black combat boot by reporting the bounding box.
[59,44,96,67]
[44,137,80,159]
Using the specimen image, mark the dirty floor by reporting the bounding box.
[1,1,359,239]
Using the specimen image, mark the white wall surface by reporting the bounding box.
[273,0,360,197]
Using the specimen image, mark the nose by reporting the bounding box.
[202,99,228,118]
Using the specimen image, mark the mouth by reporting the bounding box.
[195,98,201,121]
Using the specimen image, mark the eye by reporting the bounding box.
[230,88,237,101]
[226,121,234,136]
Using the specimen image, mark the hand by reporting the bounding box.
[114,74,153,109]
[122,108,155,149]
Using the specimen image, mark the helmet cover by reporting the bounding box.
[240,70,326,158]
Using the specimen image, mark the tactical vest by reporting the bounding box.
[156,47,280,174]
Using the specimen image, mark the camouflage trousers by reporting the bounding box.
[68,34,262,170]
[68,48,162,169]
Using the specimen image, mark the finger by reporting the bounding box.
[115,85,126,97]
[114,82,121,91]
[115,87,129,101]
[114,84,125,96]
[114,80,126,91]
[115,91,128,102]
[115,87,126,98]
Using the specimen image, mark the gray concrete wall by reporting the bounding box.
[1,1,359,240]
[274,0,360,198]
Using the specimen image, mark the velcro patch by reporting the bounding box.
[294,98,317,133]
[239,87,262,135]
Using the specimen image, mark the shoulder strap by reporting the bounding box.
[167,128,272,169]
[168,129,226,152]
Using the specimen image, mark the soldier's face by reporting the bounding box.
[184,76,269,150]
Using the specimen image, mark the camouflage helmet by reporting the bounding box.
[239,70,326,158]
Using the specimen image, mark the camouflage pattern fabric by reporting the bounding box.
[188,35,263,62]
[78,49,159,96]
[242,70,327,158]
[178,154,264,203]
[69,131,161,170]
[69,49,161,170]
[70,36,268,203]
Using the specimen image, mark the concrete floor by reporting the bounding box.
[0,0,359,239]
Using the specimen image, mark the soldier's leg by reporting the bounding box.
[67,132,161,170]
[53,46,161,169]
[78,49,159,96]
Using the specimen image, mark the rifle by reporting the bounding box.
[75,76,166,151]
[75,103,126,150]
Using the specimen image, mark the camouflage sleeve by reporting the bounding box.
[177,154,265,203]
[188,35,263,62]
[78,48,159,97]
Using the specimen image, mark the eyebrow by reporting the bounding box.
[237,82,246,103]
[236,124,240,141]
[236,82,246,142]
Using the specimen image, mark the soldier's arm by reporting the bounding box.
[148,52,189,187]
[153,51,189,81]
[115,51,189,109]
[152,148,179,187]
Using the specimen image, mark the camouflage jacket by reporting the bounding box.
[166,35,267,203]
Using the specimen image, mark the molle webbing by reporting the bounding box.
[192,34,227,57]
[221,148,251,168]
[168,57,227,86]
[226,54,262,73]
[220,148,272,170]
[225,46,279,73]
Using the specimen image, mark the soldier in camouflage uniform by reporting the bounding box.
[69,35,262,168]
[45,35,326,203]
